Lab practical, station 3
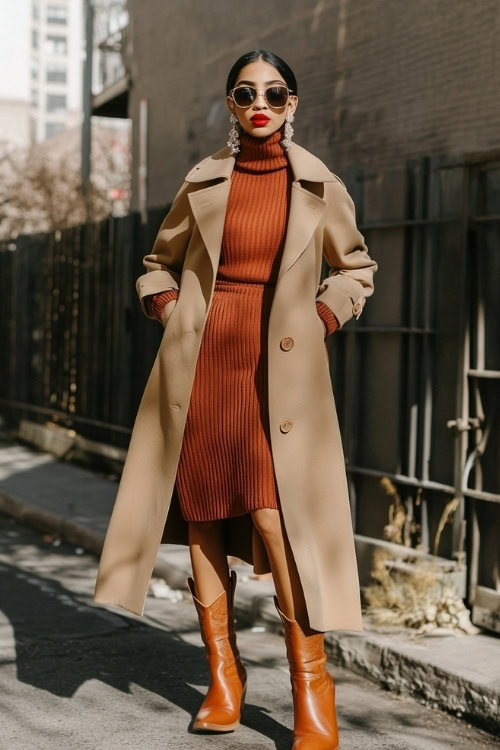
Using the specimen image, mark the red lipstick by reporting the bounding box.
[250,114,270,127]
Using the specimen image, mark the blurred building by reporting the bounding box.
[29,0,83,142]
[0,100,31,149]
[90,0,129,116]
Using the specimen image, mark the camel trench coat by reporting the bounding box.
[93,138,378,632]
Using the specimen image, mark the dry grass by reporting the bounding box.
[365,549,477,634]
[364,478,478,635]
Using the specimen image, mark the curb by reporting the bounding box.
[0,491,105,557]
[0,491,180,588]
[0,489,498,736]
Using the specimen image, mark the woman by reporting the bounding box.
[94,49,377,748]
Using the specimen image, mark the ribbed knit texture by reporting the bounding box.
[316,301,340,335]
[150,131,340,335]
[151,290,339,336]
[151,288,179,319]
[150,129,339,521]
[174,129,289,520]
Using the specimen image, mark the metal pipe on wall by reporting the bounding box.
[82,0,94,201]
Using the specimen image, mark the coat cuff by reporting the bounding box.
[316,301,340,337]
[150,289,179,321]
[316,279,366,329]
[136,270,180,319]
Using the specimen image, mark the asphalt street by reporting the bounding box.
[0,512,498,750]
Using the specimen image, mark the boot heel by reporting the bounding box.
[240,681,247,713]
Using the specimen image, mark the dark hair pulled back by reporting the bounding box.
[225,49,297,97]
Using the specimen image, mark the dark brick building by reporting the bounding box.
[94,0,500,211]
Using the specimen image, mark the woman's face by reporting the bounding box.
[226,59,298,139]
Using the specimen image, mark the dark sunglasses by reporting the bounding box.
[229,84,292,110]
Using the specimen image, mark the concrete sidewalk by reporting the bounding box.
[0,438,498,736]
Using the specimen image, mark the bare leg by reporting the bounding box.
[188,519,230,603]
[250,508,315,635]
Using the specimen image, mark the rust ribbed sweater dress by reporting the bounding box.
[151,129,339,522]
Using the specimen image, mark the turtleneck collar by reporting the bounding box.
[235,127,288,173]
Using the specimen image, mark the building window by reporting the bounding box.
[31,67,39,81]
[47,5,68,25]
[31,29,39,50]
[30,87,39,107]
[32,0,40,21]
[45,34,67,56]
[45,122,66,139]
[46,62,67,84]
[46,93,67,112]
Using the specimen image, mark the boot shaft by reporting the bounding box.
[187,569,237,636]
[274,595,327,668]
[187,570,243,671]
[274,595,340,748]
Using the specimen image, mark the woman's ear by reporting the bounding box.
[286,95,298,118]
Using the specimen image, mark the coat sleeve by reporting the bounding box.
[136,180,194,319]
[315,179,378,328]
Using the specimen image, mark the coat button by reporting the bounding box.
[280,337,294,351]
[280,419,293,433]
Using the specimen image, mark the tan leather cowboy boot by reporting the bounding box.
[274,596,340,749]
[187,570,247,732]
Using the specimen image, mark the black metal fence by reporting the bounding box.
[336,153,500,631]
[0,206,168,449]
[1,153,498,629]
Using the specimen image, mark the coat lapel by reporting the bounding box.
[277,183,325,281]
[187,182,231,276]
[185,140,337,280]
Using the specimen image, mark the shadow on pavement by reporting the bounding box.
[0,558,292,749]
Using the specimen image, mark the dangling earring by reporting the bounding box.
[281,110,295,151]
[227,113,241,155]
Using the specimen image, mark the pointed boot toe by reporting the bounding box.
[192,680,247,732]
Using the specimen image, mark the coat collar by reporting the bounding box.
[184,140,337,184]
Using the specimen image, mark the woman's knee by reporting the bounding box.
[251,508,282,542]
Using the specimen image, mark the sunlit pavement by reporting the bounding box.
[0,514,498,750]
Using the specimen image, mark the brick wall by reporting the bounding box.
[127,0,500,210]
